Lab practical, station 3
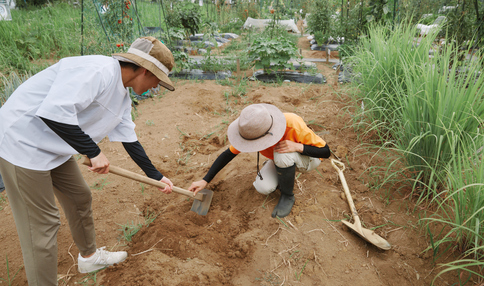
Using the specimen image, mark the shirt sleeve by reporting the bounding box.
[40,117,101,158]
[302,144,331,158]
[203,148,237,183]
[122,141,163,180]
[35,63,106,125]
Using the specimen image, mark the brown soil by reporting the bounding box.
[0,36,464,286]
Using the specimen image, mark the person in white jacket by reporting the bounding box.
[0,36,175,286]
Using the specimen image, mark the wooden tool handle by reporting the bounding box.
[330,159,362,227]
[83,157,203,201]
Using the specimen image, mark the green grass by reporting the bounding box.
[0,256,22,286]
[89,178,110,191]
[1,71,32,106]
[118,210,158,242]
[0,193,7,211]
[349,21,484,282]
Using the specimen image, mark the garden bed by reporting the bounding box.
[250,70,326,84]
[169,69,232,80]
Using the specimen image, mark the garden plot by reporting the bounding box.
[0,40,461,285]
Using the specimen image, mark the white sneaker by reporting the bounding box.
[78,247,128,273]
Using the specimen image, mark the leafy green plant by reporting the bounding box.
[100,0,136,44]
[179,3,202,39]
[247,35,299,73]
[307,0,335,35]
[366,0,391,24]
[313,31,331,46]
[172,50,192,73]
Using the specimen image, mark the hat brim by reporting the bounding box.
[227,104,286,153]
[113,52,175,91]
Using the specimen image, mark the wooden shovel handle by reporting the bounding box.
[330,159,362,227]
[83,157,203,201]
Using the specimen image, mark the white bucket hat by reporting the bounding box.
[227,104,286,152]
[113,36,175,91]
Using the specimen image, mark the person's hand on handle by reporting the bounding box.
[89,152,110,174]
[159,177,173,194]
[189,180,208,196]
[274,140,304,154]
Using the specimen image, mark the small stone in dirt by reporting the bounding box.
[295,216,303,224]
[340,192,346,200]
[345,270,350,274]
[334,145,348,159]
[216,219,222,224]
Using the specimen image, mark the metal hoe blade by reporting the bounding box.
[190,189,213,216]
[342,220,391,250]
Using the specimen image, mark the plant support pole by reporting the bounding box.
[81,0,84,55]
[132,0,145,38]
[92,0,111,45]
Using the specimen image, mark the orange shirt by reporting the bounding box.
[229,113,327,160]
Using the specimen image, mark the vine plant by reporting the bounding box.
[247,36,299,74]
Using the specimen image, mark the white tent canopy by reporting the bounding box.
[243,17,300,34]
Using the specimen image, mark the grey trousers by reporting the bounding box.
[0,157,97,286]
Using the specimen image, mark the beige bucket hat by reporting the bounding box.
[227,104,287,152]
[113,36,175,91]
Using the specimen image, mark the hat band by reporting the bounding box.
[239,115,274,140]
[127,47,170,76]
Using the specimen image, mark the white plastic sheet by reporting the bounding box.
[243,17,300,33]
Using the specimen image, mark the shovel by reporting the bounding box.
[331,159,391,250]
[83,157,213,215]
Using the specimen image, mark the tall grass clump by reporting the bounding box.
[1,72,31,106]
[350,21,484,200]
[350,20,484,283]
[0,3,85,73]
[425,133,484,284]
[349,20,437,138]
[393,43,484,203]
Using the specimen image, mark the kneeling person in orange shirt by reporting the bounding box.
[189,103,331,218]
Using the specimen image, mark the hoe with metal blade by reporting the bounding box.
[83,158,213,215]
[331,159,391,250]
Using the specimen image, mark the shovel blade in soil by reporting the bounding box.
[342,220,391,251]
[190,189,213,216]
